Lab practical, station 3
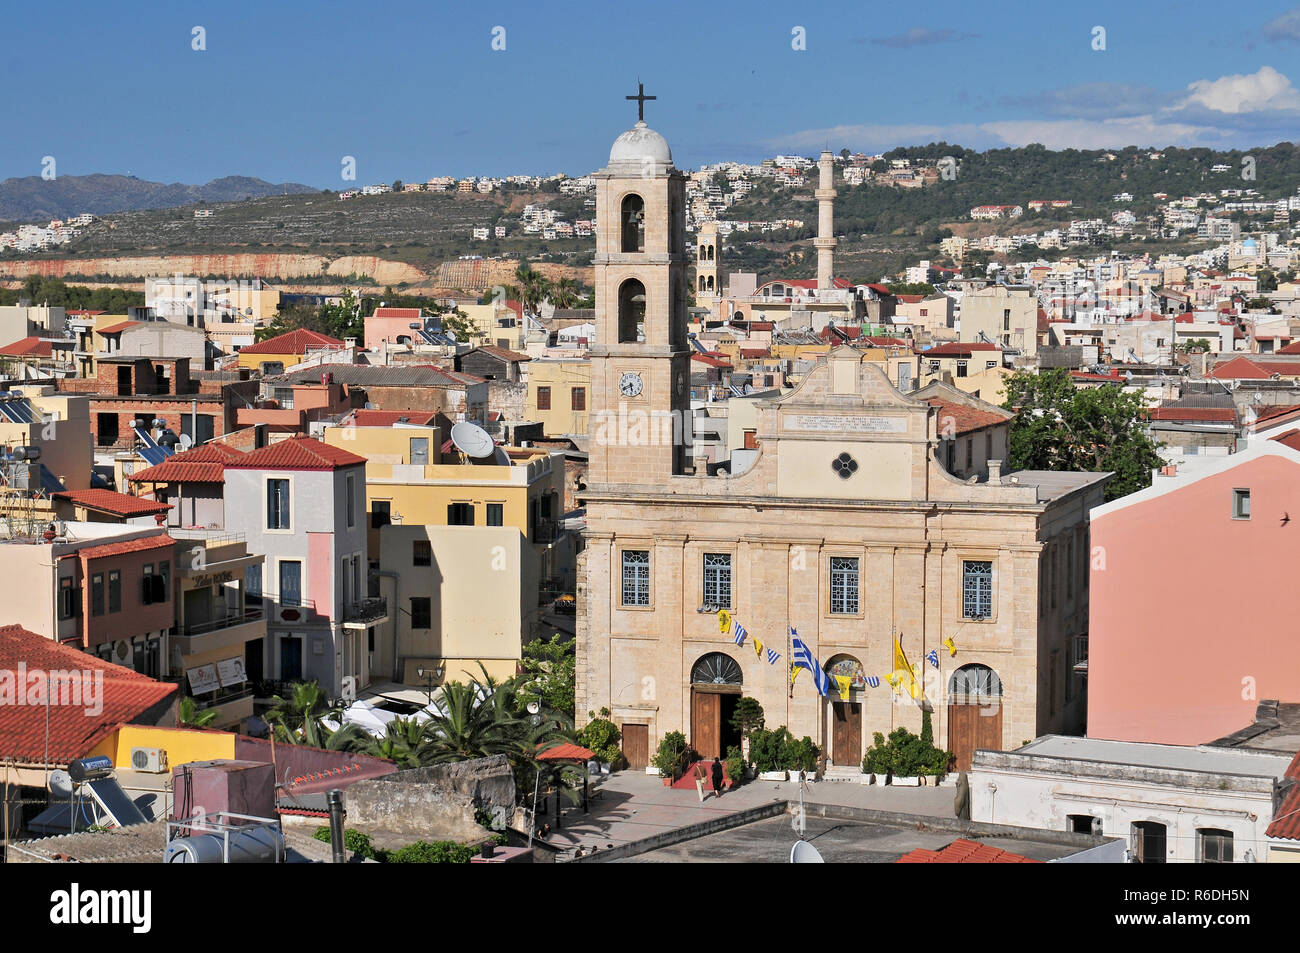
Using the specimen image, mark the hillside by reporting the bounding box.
[0,174,318,222]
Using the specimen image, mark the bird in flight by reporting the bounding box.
[1282,512,1291,526]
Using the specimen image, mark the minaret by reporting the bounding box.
[815,150,837,293]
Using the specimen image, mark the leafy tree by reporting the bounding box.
[729,696,765,735]
[178,696,219,729]
[439,310,480,343]
[1002,368,1164,501]
[1257,269,1277,293]
[517,634,575,719]
[392,180,403,193]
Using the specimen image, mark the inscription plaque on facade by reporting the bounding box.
[784,414,906,434]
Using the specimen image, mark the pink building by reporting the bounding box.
[365,306,425,345]
[1088,441,1300,744]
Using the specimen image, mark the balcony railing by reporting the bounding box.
[177,606,263,638]
[532,519,562,544]
[344,597,388,624]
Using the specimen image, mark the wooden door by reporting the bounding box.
[691,691,721,759]
[621,724,649,770]
[831,702,861,766]
[948,700,1003,771]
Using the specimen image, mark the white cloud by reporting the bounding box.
[1177,65,1300,114]
[1262,7,1300,43]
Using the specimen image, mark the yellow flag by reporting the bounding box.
[717,609,731,634]
[894,634,909,674]
[910,662,925,700]
[790,664,802,687]
[895,634,921,700]
[835,674,852,701]
[943,636,957,657]
[753,636,764,658]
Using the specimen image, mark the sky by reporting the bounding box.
[3,0,1300,187]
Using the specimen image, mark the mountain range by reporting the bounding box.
[0,174,318,223]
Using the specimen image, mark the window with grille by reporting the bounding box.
[536,386,551,410]
[703,553,732,607]
[571,387,586,411]
[962,560,993,619]
[621,550,650,606]
[829,557,859,615]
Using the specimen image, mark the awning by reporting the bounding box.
[537,743,596,762]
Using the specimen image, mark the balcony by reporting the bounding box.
[343,597,389,629]
[182,685,255,729]
[531,519,563,545]
[172,607,266,655]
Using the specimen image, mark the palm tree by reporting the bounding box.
[514,264,551,318]
[547,276,581,310]
[264,681,339,747]
[178,696,219,729]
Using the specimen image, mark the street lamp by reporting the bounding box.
[415,663,444,706]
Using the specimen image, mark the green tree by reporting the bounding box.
[730,696,765,735]
[264,681,340,747]
[1258,269,1277,293]
[513,264,551,317]
[177,696,219,729]
[1002,368,1164,501]
[517,634,575,719]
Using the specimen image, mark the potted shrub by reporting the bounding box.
[723,745,747,789]
[748,726,789,781]
[652,731,688,785]
[862,732,893,785]
[786,735,819,783]
[579,709,623,772]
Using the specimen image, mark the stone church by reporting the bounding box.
[575,108,1107,773]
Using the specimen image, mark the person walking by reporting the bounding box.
[710,757,724,799]
[692,759,708,801]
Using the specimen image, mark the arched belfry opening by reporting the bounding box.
[618,278,646,343]
[707,245,714,261]
[621,194,645,252]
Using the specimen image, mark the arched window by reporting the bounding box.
[699,245,707,262]
[825,654,866,692]
[707,245,714,261]
[691,652,743,685]
[621,194,645,252]
[617,278,646,343]
[948,663,1002,700]
[699,275,707,292]
[706,275,714,291]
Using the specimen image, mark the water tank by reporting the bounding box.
[164,825,285,863]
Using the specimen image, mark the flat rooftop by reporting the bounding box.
[617,814,1084,864]
[1013,735,1293,777]
[1007,469,1111,501]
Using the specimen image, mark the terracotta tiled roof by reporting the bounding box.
[97,321,140,335]
[861,336,912,347]
[739,348,769,359]
[896,294,925,303]
[66,310,106,316]
[1269,429,1300,452]
[75,534,176,560]
[1252,404,1300,426]
[0,336,54,357]
[921,342,1002,356]
[225,435,367,471]
[1208,358,1300,380]
[926,398,1010,434]
[127,442,247,484]
[1266,751,1300,841]
[1147,407,1237,422]
[372,307,421,318]
[238,329,345,355]
[1276,341,1300,355]
[350,410,439,427]
[51,489,172,517]
[0,624,177,764]
[895,838,1042,863]
[692,353,732,369]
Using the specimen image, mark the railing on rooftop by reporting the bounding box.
[168,528,247,545]
[343,597,388,624]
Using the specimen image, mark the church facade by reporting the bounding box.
[576,113,1108,772]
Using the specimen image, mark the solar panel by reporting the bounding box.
[134,427,174,465]
[86,777,149,828]
[0,400,35,423]
[690,337,710,354]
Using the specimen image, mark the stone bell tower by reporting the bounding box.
[589,86,692,486]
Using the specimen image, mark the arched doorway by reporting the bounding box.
[825,655,866,765]
[948,663,1003,770]
[617,278,646,343]
[690,652,742,759]
[620,194,645,252]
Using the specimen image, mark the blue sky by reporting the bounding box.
[3,0,1300,186]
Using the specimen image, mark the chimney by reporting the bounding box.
[987,459,1003,485]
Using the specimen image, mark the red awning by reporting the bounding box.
[537,743,596,762]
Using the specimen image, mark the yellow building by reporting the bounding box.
[526,357,591,437]
[320,423,573,687]
[236,328,346,375]
[0,388,92,490]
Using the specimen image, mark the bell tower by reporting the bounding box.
[589,86,691,486]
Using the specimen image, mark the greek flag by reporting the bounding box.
[926,649,939,668]
[790,629,830,698]
[733,622,748,647]
[865,674,880,688]
[766,647,781,665]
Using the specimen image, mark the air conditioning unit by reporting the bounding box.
[131,746,168,773]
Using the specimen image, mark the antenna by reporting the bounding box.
[450,421,495,460]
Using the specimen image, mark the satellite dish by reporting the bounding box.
[48,770,74,799]
[178,434,194,451]
[450,421,494,459]
[790,841,824,864]
[526,700,541,716]
[491,447,511,466]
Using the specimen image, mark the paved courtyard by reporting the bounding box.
[531,770,956,856]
